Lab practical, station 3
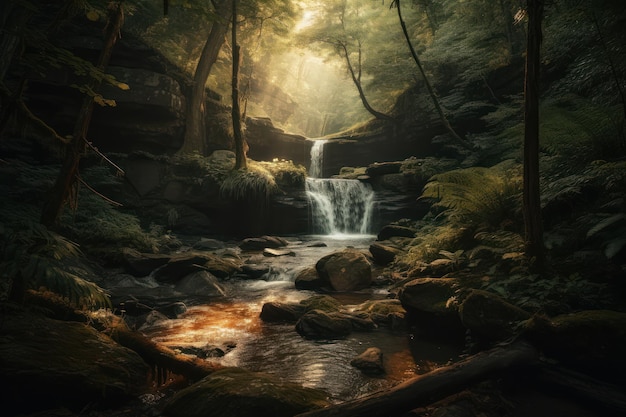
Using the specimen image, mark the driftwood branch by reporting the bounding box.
[295,341,538,417]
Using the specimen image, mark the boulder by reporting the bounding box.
[163,367,330,417]
[458,290,531,342]
[525,310,626,381]
[193,238,226,251]
[260,302,306,323]
[175,270,227,298]
[365,161,403,176]
[0,309,149,415]
[350,347,385,376]
[399,278,464,339]
[295,309,353,339]
[369,242,402,266]
[122,248,171,277]
[263,248,296,257]
[315,249,372,292]
[239,236,289,251]
[153,252,240,282]
[353,299,406,328]
[294,267,326,290]
[377,225,417,241]
[241,264,271,279]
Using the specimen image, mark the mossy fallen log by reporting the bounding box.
[295,341,538,417]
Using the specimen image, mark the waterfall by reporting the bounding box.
[306,140,375,235]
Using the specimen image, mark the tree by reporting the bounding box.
[522,0,545,264]
[392,0,467,147]
[41,2,125,227]
[178,0,234,155]
[298,0,397,123]
[231,0,247,169]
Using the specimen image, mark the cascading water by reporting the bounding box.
[306,140,375,235]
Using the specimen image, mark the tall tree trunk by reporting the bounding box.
[178,0,233,155]
[522,0,545,264]
[393,0,469,149]
[40,2,124,228]
[231,0,247,170]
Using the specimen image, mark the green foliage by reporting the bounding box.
[0,221,110,310]
[59,165,160,254]
[420,160,523,230]
[539,96,625,170]
[219,162,278,204]
[482,272,611,313]
[255,160,306,188]
[396,223,471,266]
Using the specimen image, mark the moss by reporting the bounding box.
[299,294,342,313]
[164,367,330,417]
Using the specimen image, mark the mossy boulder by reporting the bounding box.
[0,307,149,414]
[399,278,464,339]
[459,289,531,342]
[525,310,626,381]
[353,299,406,328]
[163,367,330,417]
[296,309,353,339]
[294,266,326,290]
[315,249,372,292]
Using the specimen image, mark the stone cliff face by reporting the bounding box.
[11,13,448,236]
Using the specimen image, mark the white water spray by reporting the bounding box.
[306,140,375,235]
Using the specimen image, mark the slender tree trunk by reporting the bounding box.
[394,0,469,149]
[178,0,233,155]
[40,2,124,228]
[340,42,395,122]
[231,0,247,170]
[522,0,545,264]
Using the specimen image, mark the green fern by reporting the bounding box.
[420,160,522,230]
[0,222,110,309]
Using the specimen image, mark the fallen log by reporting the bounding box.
[109,320,223,382]
[295,341,538,417]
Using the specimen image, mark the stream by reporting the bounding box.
[139,140,460,403]
[140,234,461,403]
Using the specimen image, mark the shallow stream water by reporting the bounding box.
[140,234,462,403]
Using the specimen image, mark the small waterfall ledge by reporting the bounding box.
[306,140,376,235]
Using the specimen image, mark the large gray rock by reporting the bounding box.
[315,249,372,291]
[163,367,329,417]
[0,309,149,414]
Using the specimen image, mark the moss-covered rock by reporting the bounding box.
[163,367,330,417]
[524,310,626,381]
[459,289,531,342]
[0,306,149,414]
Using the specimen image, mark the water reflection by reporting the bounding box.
[141,235,461,401]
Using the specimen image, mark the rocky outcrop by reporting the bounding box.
[246,117,312,168]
